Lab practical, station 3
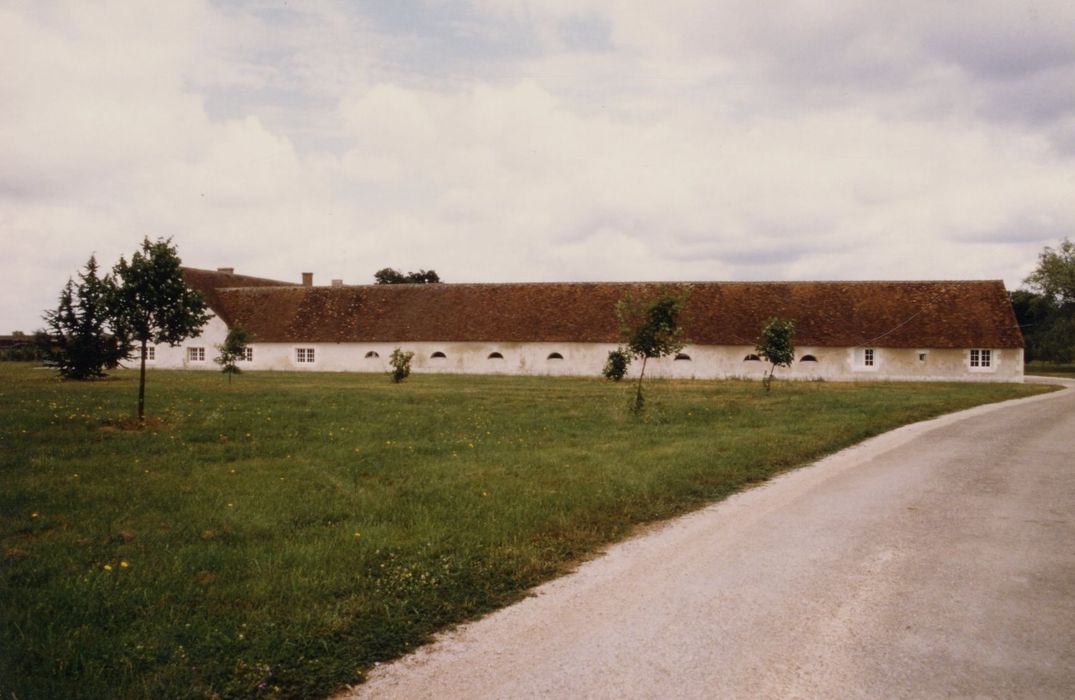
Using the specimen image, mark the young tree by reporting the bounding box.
[756,318,796,392]
[214,325,249,382]
[388,348,414,383]
[112,237,212,420]
[615,289,689,412]
[43,255,128,379]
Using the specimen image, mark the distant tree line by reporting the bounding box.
[373,268,441,284]
[1011,238,1075,363]
[0,331,54,362]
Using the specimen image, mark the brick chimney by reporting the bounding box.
[217,267,234,274]
[302,272,313,287]
[331,279,343,287]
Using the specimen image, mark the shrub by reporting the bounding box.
[603,348,630,381]
[389,348,413,383]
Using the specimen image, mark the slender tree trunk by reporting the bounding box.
[634,355,648,412]
[138,338,147,421]
[764,363,775,392]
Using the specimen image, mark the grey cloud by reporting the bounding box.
[955,216,1075,245]
[977,64,1075,130]
[557,14,612,52]
[920,9,1075,81]
[667,241,822,268]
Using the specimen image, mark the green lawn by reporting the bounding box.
[0,365,1053,699]
[1025,360,1075,378]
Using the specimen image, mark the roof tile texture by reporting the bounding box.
[183,271,1023,349]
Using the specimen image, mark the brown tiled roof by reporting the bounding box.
[183,275,1023,349]
[181,267,295,326]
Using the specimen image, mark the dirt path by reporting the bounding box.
[342,379,1075,699]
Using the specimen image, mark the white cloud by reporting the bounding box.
[2,0,1074,332]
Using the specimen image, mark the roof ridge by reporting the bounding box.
[217,279,1005,290]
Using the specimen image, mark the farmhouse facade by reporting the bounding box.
[138,268,1025,382]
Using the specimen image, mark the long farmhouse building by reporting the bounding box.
[141,267,1025,382]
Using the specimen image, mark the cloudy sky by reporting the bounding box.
[3,1,1074,332]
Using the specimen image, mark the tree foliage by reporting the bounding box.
[43,255,128,379]
[374,268,441,284]
[602,348,630,381]
[0,331,54,362]
[613,288,689,412]
[112,237,212,419]
[389,348,414,383]
[1024,238,1075,307]
[1016,238,1075,363]
[214,325,249,382]
[756,318,796,392]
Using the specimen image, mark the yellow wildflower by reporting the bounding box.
[120,561,129,569]
[103,564,112,571]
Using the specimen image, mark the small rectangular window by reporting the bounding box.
[187,347,205,362]
[853,347,877,371]
[145,346,155,361]
[970,349,992,369]
[296,347,315,363]
[239,347,253,362]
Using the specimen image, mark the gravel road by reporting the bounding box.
[342,379,1075,699]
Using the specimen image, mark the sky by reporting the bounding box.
[2,0,1074,333]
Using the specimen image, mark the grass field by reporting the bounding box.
[1025,360,1075,378]
[0,364,1053,699]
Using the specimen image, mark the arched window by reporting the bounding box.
[744,354,761,361]
[674,353,691,361]
[488,352,504,359]
[547,352,564,360]
[800,354,818,362]
[364,351,379,359]
[431,351,446,359]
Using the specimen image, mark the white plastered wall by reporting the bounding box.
[141,327,1024,382]
[124,316,230,371]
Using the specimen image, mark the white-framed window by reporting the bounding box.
[187,347,205,362]
[144,346,156,362]
[853,347,877,370]
[296,347,315,364]
[239,347,253,362]
[969,348,993,370]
